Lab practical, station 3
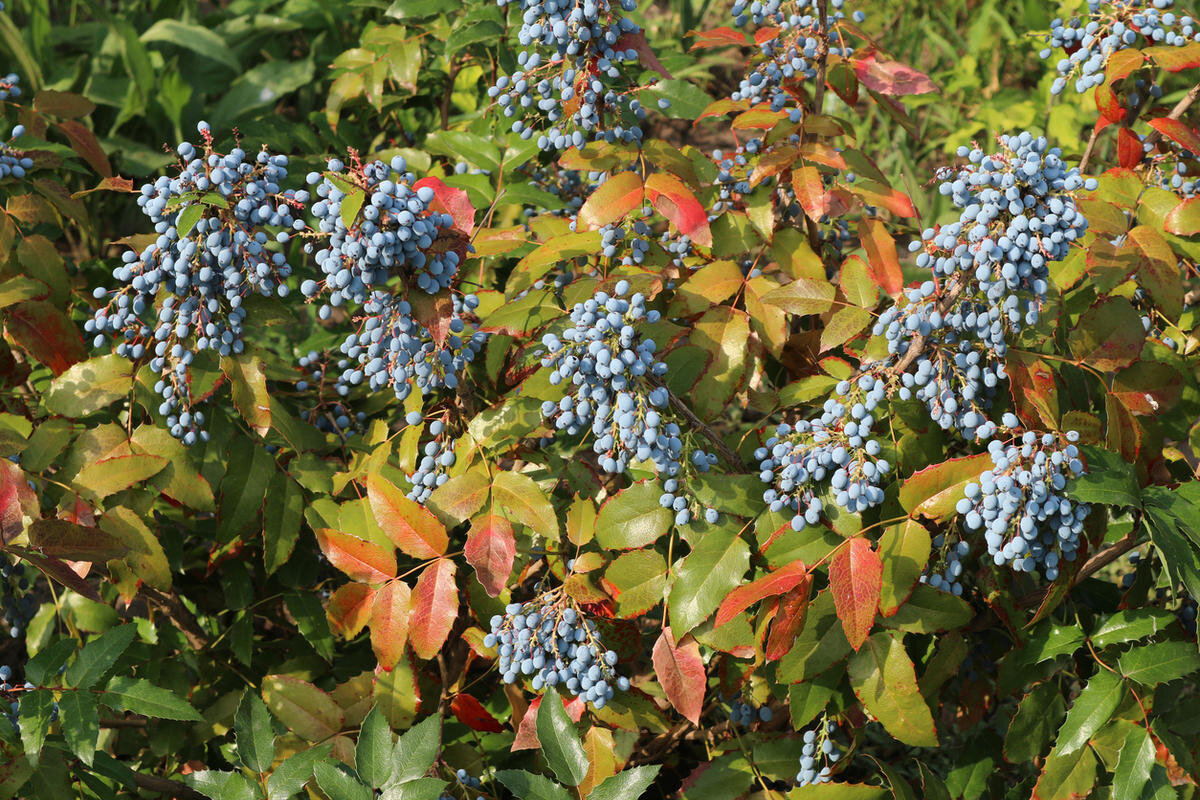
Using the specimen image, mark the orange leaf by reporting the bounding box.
[1147,117,1200,155]
[792,165,833,221]
[315,528,397,585]
[369,580,412,669]
[464,513,516,597]
[688,26,748,49]
[326,582,376,638]
[858,218,903,296]
[408,558,459,659]
[365,473,448,559]
[764,578,813,660]
[715,560,808,627]
[451,693,504,733]
[578,171,644,230]
[651,628,705,724]
[645,172,713,247]
[829,537,882,651]
[5,301,87,375]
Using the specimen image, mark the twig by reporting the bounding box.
[652,378,748,471]
[1078,124,1104,174]
[1141,79,1200,150]
[126,771,207,800]
[813,0,830,113]
[141,587,209,650]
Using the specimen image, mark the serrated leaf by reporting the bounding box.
[496,769,573,800]
[391,713,441,783]
[829,537,881,650]
[847,632,938,747]
[267,744,332,800]
[1117,640,1200,686]
[366,473,448,559]
[408,558,458,659]
[222,354,271,437]
[44,355,134,417]
[235,690,276,773]
[877,520,930,616]
[314,761,372,800]
[369,580,412,670]
[577,172,644,230]
[464,513,515,596]
[1054,668,1124,757]
[537,692,589,786]
[595,481,672,550]
[1112,724,1155,800]
[667,523,750,637]
[491,471,557,538]
[587,766,660,800]
[64,625,138,690]
[356,705,393,789]
[262,674,345,742]
[651,628,705,724]
[57,690,99,767]
[101,677,203,721]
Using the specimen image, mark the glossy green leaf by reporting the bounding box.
[57,689,99,767]
[537,694,588,787]
[102,677,203,721]
[495,769,574,800]
[64,625,138,690]
[1054,668,1124,757]
[235,690,276,774]
[595,481,672,550]
[667,523,750,637]
[847,632,938,747]
[587,766,660,800]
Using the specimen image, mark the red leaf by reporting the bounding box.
[1117,128,1143,170]
[369,579,412,669]
[1007,351,1059,429]
[651,628,705,724]
[1106,48,1146,81]
[792,165,834,221]
[365,473,448,559]
[764,578,813,660]
[0,461,36,544]
[578,171,644,230]
[852,51,936,96]
[58,119,113,177]
[688,26,748,49]
[858,218,903,296]
[451,694,504,733]
[754,26,780,46]
[464,513,515,597]
[511,693,583,750]
[326,582,376,638]
[1148,117,1200,155]
[1095,85,1123,124]
[614,32,672,79]
[315,528,397,585]
[644,172,713,247]
[412,176,475,236]
[829,537,882,651]
[5,301,86,375]
[408,558,458,659]
[715,560,808,627]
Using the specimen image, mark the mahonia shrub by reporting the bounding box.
[0,0,1195,798]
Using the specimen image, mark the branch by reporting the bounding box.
[812,0,830,113]
[126,771,208,800]
[141,587,209,650]
[652,378,748,472]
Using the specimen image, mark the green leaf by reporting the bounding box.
[266,744,332,800]
[787,667,841,730]
[378,777,448,799]
[762,277,836,316]
[141,20,239,71]
[1069,446,1140,507]
[74,453,167,498]
[898,453,991,521]
[495,769,573,800]
[58,690,99,767]
[878,585,973,633]
[186,770,260,800]
[784,784,890,799]
[537,694,588,787]
[1091,609,1177,649]
[877,520,930,616]
[668,522,751,637]
[1067,296,1145,372]
[587,766,660,800]
[175,203,204,237]
[1004,681,1065,763]
[209,58,316,124]
[846,632,938,747]
[102,676,204,721]
[1032,744,1099,800]
[491,471,558,538]
[284,591,335,662]
[234,690,276,774]
[356,706,393,790]
[18,689,54,763]
[595,481,672,550]
[1112,725,1155,800]
[604,549,667,618]
[222,353,271,437]
[1117,640,1200,686]
[44,355,135,417]
[64,625,138,690]
[341,190,366,230]
[391,713,441,783]
[314,761,372,800]
[265,473,305,575]
[24,639,76,686]
[1054,668,1124,757]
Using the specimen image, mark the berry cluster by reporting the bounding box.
[893,133,1095,439]
[0,122,31,180]
[956,431,1089,580]
[484,591,630,708]
[489,0,654,151]
[0,561,37,639]
[539,281,675,476]
[406,413,457,504]
[921,534,970,596]
[337,291,486,404]
[295,350,364,439]
[1041,0,1200,94]
[731,0,865,116]
[755,376,891,533]
[87,123,304,444]
[0,72,17,102]
[796,720,842,787]
[300,155,459,312]
[729,696,773,726]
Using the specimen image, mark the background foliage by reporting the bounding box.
[0,0,1197,798]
